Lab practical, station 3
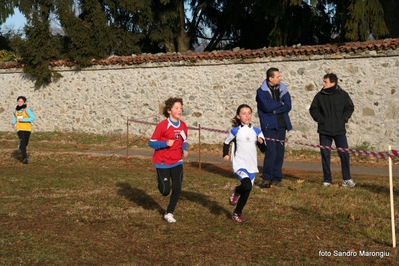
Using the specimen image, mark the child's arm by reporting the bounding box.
[223,128,237,161]
[148,122,175,150]
[148,140,169,150]
[11,111,16,128]
[222,142,230,161]
[182,142,188,157]
[23,109,35,122]
[256,129,267,153]
[257,138,267,153]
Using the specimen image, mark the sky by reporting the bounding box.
[1,9,26,34]
[1,8,60,34]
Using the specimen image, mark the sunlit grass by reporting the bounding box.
[0,132,398,265]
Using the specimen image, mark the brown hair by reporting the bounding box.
[163,97,183,117]
[17,96,27,102]
[323,73,338,84]
[231,104,252,127]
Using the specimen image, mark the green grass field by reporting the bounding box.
[1,132,398,265]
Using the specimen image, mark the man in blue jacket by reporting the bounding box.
[309,73,356,187]
[256,67,292,188]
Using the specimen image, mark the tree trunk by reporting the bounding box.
[175,0,190,53]
[164,40,175,53]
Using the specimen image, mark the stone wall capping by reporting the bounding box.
[1,38,398,70]
[1,38,399,151]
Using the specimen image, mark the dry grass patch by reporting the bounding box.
[1,132,398,265]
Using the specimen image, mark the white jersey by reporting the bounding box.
[223,125,264,174]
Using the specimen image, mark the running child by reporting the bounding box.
[223,104,266,222]
[11,96,35,164]
[149,97,188,223]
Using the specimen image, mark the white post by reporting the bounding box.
[389,145,396,248]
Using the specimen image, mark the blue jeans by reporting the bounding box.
[319,134,351,183]
[262,128,286,182]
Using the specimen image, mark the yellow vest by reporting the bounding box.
[15,109,32,131]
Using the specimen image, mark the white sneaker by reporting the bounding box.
[323,182,331,187]
[342,179,356,188]
[163,212,176,223]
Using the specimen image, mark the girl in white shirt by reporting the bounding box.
[222,104,266,222]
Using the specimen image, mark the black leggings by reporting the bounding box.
[156,164,183,214]
[17,131,31,159]
[234,178,253,214]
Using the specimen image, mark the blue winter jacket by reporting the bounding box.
[256,80,293,131]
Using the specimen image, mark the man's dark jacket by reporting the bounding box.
[309,85,354,136]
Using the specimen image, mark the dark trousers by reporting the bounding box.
[156,164,183,214]
[17,131,31,159]
[234,178,252,214]
[319,134,351,183]
[262,128,286,182]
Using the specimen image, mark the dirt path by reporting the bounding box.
[91,148,397,177]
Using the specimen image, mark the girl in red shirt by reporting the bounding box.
[149,98,188,223]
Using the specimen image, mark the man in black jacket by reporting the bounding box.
[309,73,356,187]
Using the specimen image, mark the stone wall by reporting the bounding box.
[1,53,399,152]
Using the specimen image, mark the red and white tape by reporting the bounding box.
[128,118,398,159]
[292,141,390,159]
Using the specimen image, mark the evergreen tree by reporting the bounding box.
[345,0,388,40]
[10,0,62,86]
[147,0,195,53]
[93,0,150,55]
[202,0,327,50]
[0,0,17,24]
[1,0,394,86]
[0,30,12,51]
[57,0,115,65]
[379,0,399,38]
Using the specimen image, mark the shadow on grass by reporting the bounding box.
[254,169,304,187]
[359,183,399,197]
[283,173,303,181]
[180,190,231,219]
[256,166,302,180]
[11,150,22,162]
[188,162,234,179]
[116,182,164,215]
[116,182,231,220]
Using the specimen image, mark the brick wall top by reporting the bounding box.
[1,38,398,70]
